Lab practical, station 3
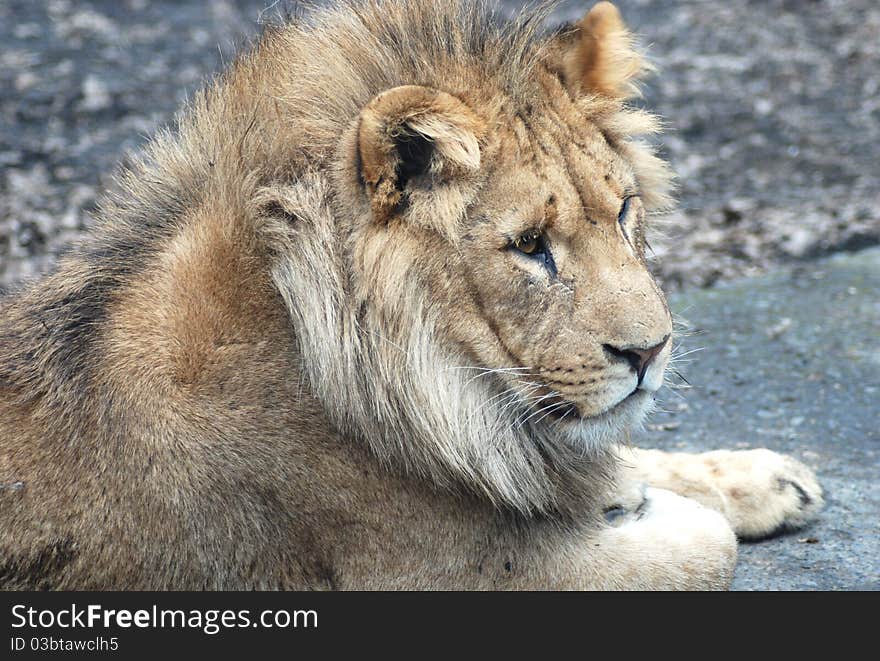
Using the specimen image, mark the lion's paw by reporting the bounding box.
[602,480,647,526]
[699,449,823,540]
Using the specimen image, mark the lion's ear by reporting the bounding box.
[357,85,484,222]
[554,2,650,100]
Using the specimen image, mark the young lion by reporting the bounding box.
[0,0,821,589]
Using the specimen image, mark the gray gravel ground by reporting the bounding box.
[1,1,877,590]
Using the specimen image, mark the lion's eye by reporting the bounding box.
[509,230,557,277]
[617,194,640,244]
[511,230,543,256]
[618,195,634,227]
[513,233,541,255]
[617,194,647,256]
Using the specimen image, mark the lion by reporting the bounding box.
[0,0,822,590]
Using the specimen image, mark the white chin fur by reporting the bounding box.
[554,390,654,455]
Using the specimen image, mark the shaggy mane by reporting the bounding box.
[255,1,671,516]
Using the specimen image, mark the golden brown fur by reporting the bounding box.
[0,0,820,590]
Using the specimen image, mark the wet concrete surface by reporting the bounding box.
[636,247,879,590]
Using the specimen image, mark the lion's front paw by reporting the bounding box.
[700,449,823,540]
[602,480,648,526]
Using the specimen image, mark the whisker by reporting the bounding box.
[444,365,532,373]
[549,407,573,430]
[531,400,570,427]
[461,367,539,388]
[473,382,542,421]
[515,392,563,428]
[669,368,692,385]
[670,346,705,360]
[472,385,524,416]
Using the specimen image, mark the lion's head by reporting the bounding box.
[260,1,675,515]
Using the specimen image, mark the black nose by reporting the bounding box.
[603,335,669,385]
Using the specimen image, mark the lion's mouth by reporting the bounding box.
[532,387,646,426]
[540,399,580,423]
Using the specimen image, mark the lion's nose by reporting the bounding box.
[603,335,670,385]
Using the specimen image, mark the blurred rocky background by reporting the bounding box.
[1,1,877,589]
[1,0,878,287]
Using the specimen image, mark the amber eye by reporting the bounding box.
[513,232,541,255]
[509,230,557,277]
